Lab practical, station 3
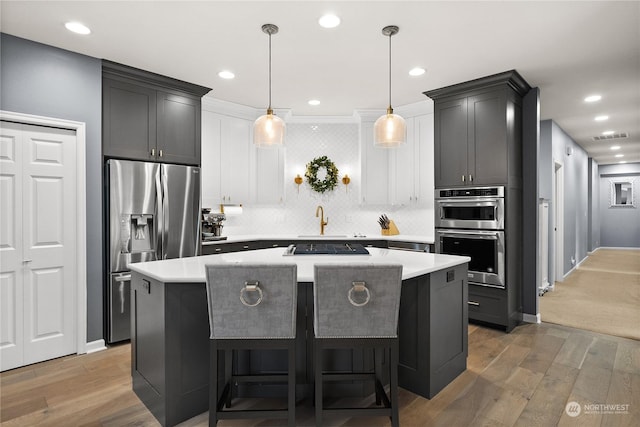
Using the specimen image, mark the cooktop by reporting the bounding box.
[285,243,370,255]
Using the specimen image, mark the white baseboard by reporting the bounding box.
[85,339,107,354]
[522,313,541,324]
[563,265,577,279]
[599,246,640,251]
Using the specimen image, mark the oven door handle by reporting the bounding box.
[438,231,499,240]
[437,199,502,206]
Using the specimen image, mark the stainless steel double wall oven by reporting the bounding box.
[435,186,505,289]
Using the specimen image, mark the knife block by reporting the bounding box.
[381,220,400,235]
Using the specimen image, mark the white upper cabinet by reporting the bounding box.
[201,109,251,208]
[357,102,434,207]
[359,116,390,205]
[390,112,434,206]
[254,145,285,205]
[219,115,251,204]
[201,99,285,209]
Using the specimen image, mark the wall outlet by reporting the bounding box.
[345,215,353,223]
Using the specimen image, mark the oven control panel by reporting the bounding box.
[437,186,504,199]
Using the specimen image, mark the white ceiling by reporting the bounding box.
[2,1,639,165]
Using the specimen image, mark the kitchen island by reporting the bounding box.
[129,247,469,426]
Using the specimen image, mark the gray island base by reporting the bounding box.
[129,247,470,426]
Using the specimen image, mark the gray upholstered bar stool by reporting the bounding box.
[313,264,403,427]
[205,263,297,427]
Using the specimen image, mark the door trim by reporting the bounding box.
[553,160,564,283]
[1,110,87,354]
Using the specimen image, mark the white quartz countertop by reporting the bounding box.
[129,247,469,283]
[201,234,434,245]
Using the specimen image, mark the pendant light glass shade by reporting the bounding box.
[254,108,285,147]
[374,25,406,147]
[254,24,285,147]
[374,107,406,147]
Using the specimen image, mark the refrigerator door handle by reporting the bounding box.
[161,166,169,260]
[156,166,164,261]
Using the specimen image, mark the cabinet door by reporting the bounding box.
[255,146,284,205]
[415,113,435,207]
[157,92,201,165]
[220,116,251,203]
[390,117,416,205]
[360,120,389,204]
[434,97,468,188]
[468,91,508,185]
[201,111,222,209]
[103,78,156,161]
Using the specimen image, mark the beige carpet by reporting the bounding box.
[540,248,640,340]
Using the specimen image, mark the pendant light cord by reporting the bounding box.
[388,32,392,110]
[268,30,272,110]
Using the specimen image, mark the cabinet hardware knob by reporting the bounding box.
[151,148,156,157]
[462,175,466,182]
[469,174,473,182]
[159,149,163,157]
[468,301,480,306]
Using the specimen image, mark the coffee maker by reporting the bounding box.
[202,209,226,240]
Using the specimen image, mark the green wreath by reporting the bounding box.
[305,156,339,193]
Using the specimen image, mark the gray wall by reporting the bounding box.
[540,120,590,283]
[1,34,103,342]
[598,162,640,248]
[588,158,601,251]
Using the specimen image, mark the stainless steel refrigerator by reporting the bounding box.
[106,159,201,343]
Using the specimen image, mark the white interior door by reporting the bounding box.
[0,121,77,371]
[0,122,25,370]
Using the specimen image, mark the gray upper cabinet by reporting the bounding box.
[433,97,468,188]
[427,71,529,188]
[103,60,211,165]
[103,78,157,161]
[156,92,202,165]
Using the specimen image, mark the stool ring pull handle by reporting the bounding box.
[348,281,371,307]
[240,281,264,307]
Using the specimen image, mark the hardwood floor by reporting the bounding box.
[1,322,639,426]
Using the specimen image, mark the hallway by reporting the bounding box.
[540,249,640,340]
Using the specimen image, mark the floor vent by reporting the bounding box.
[592,132,629,141]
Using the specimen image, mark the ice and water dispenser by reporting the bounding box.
[119,214,155,256]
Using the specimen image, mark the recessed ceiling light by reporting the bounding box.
[602,130,615,136]
[594,115,609,121]
[619,161,627,164]
[584,94,601,103]
[218,70,235,79]
[319,14,341,28]
[610,145,621,150]
[409,67,426,77]
[308,99,321,106]
[615,154,624,158]
[65,21,91,35]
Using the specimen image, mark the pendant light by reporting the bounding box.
[373,25,406,147]
[254,24,285,147]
